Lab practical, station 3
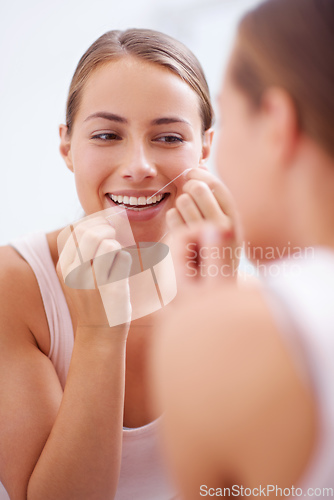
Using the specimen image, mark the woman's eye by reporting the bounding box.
[155,135,184,144]
[91,132,121,141]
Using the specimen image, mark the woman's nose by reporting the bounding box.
[119,142,157,183]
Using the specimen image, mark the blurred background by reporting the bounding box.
[0,0,262,244]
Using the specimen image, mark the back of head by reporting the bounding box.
[230,0,334,158]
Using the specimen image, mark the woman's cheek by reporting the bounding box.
[74,148,111,185]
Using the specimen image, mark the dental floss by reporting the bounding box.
[147,167,193,201]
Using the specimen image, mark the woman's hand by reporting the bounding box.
[166,167,243,285]
[57,214,132,330]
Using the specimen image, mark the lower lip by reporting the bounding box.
[105,195,170,221]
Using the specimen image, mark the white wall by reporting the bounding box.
[0,0,261,244]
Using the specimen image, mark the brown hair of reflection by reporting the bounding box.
[65,28,213,135]
[230,0,334,158]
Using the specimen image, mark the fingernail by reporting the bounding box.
[182,168,193,178]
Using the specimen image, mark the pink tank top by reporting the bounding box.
[6,232,178,500]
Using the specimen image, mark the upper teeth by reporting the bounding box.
[108,193,164,206]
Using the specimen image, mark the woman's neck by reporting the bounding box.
[285,143,334,251]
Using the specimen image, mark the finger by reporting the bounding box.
[58,223,97,283]
[185,168,237,220]
[175,193,203,226]
[75,223,117,262]
[59,223,119,285]
[166,208,185,230]
[108,249,132,283]
[92,239,123,286]
[73,207,119,233]
[58,216,114,269]
[63,239,122,290]
[73,216,115,241]
[183,179,231,226]
[73,215,114,240]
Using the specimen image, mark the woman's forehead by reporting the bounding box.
[83,57,195,97]
[77,57,202,125]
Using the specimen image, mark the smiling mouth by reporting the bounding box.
[107,193,169,210]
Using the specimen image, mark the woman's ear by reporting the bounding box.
[260,87,299,166]
[199,128,214,167]
[59,124,74,172]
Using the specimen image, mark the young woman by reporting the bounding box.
[0,29,234,500]
[153,0,334,497]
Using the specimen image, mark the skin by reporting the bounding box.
[59,56,213,243]
[216,58,334,257]
[151,46,334,499]
[0,54,234,500]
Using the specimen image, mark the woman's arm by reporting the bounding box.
[27,326,127,500]
[0,228,131,499]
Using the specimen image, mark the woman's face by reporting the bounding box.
[60,56,212,242]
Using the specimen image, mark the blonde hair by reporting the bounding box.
[66,28,213,134]
[231,0,334,157]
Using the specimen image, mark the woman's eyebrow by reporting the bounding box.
[151,117,192,127]
[84,112,128,123]
[83,113,192,127]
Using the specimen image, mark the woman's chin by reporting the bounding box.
[131,224,168,244]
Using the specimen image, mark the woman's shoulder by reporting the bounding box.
[0,244,36,292]
[0,244,50,355]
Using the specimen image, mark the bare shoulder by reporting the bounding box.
[154,284,316,495]
[0,245,63,498]
[0,245,50,354]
